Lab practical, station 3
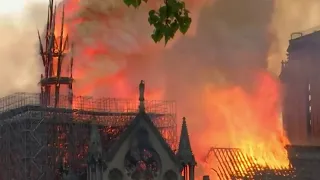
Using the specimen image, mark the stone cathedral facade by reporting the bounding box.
[62,81,197,180]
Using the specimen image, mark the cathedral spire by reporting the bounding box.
[177,117,196,166]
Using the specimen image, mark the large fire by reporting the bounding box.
[199,71,290,175]
[53,0,290,179]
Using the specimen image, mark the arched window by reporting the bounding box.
[163,170,178,180]
[108,168,123,180]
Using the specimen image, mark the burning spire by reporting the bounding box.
[38,0,74,108]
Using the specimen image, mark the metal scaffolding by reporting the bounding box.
[206,147,295,180]
[0,92,177,180]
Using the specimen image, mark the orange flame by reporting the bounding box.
[196,72,290,177]
[52,0,290,179]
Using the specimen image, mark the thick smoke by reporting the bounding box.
[59,0,320,130]
[65,0,276,97]
[0,2,47,96]
[1,1,318,97]
[163,0,275,105]
[59,0,320,178]
[62,0,213,96]
[270,0,320,74]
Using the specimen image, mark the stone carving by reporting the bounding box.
[139,80,145,102]
[139,80,145,112]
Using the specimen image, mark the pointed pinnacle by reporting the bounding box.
[179,117,192,152]
[177,117,196,165]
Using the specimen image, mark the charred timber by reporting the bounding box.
[208,146,320,179]
[207,147,296,179]
[40,77,74,85]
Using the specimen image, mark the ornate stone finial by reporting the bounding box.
[139,80,145,112]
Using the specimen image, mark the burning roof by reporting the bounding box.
[206,147,294,180]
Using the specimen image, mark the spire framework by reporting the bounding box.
[38,0,74,108]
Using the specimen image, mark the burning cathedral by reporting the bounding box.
[2,0,320,180]
[0,0,199,180]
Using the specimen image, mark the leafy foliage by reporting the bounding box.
[123,0,192,44]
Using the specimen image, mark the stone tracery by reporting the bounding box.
[124,128,162,180]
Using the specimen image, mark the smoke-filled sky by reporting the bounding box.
[1,0,320,96]
[0,0,49,96]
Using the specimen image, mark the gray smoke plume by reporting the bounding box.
[163,0,275,97]
[270,0,320,74]
[0,2,47,96]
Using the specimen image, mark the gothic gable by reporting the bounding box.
[103,112,180,180]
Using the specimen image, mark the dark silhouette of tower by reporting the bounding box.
[38,0,74,108]
[177,117,196,180]
[280,31,320,145]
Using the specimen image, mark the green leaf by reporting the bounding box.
[179,1,186,9]
[131,0,142,8]
[167,5,175,18]
[179,17,191,34]
[163,24,175,44]
[159,6,168,21]
[170,0,183,13]
[149,9,156,17]
[159,5,167,15]
[148,10,160,25]
[151,28,164,43]
[167,0,176,6]
[123,0,133,6]
[171,20,179,33]
[124,0,192,45]
[154,22,163,29]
